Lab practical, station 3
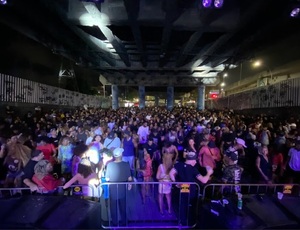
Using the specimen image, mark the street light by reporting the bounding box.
[252,60,273,79]
[253,60,261,67]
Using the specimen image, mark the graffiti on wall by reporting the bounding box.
[212,78,300,110]
[0,74,109,108]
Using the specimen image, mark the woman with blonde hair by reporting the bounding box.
[63,158,100,198]
[57,135,74,180]
[156,153,173,215]
[256,145,272,184]
[32,159,64,192]
[4,135,31,187]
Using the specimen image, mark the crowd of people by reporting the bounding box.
[0,105,300,223]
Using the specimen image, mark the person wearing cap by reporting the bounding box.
[105,147,133,226]
[103,131,121,150]
[222,148,243,184]
[233,138,247,166]
[283,140,300,183]
[22,149,45,192]
[169,151,213,226]
[235,138,247,152]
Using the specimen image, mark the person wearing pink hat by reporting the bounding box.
[235,138,247,149]
[233,138,247,166]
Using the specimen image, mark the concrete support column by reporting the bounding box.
[138,85,145,109]
[155,95,159,107]
[166,86,174,111]
[197,85,205,111]
[111,85,119,110]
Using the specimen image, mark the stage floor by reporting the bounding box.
[1,187,300,229]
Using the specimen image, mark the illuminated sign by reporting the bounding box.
[180,184,190,193]
[209,90,219,99]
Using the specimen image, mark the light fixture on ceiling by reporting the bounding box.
[202,0,224,9]
[0,0,7,5]
[80,0,104,2]
[202,0,212,8]
[214,0,224,8]
[290,7,300,17]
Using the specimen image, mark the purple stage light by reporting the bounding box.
[214,0,224,8]
[290,7,300,18]
[202,0,212,8]
[0,0,7,5]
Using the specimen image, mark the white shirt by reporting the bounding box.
[86,136,93,146]
[137,125,149,143]
[288,147,300,171]
[104,137,121,149]
[94,127,102,135]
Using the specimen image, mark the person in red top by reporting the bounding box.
[198,140,221,170]
[32,159,64,192]
[36,136,57,164]
[270,145,284,183]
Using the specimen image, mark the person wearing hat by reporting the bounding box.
[105,147,133,227]
[283,140,300,183]
[103,131,121,150]
[169,151,213,226]
[22,149,45,192]
[233,138,247,166]
[222,148,243,184]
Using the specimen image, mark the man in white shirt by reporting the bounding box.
[137,121,149,144]
[284,140,300,183]
[104,131,121,150]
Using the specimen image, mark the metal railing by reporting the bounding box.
[0,181,201,229]
[202,183,300,201]
[99,181,201,229]
[0,184,97,197]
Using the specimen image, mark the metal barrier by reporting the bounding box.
[0,187,33,197]
[100,181,201,229]
[0,184,97,198]
[202,183,300,201]
[0,182,201,229]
